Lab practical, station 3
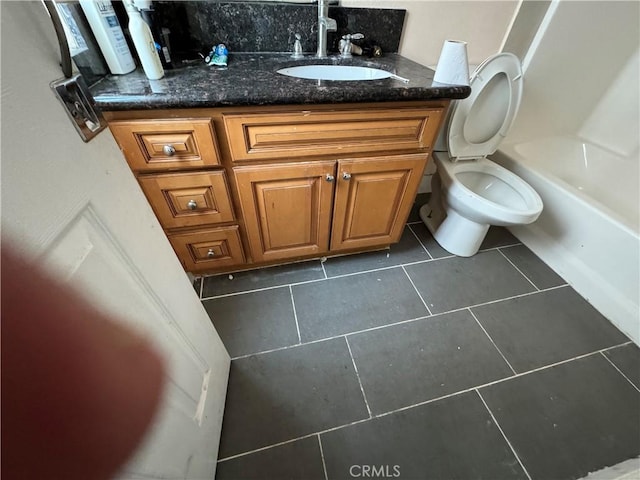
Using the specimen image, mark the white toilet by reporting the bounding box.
[420,52,543,257]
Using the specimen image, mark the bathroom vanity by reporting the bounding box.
[94,54,470,274]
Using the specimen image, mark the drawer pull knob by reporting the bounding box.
[342,172,351,180]
[163,144,176,156]
[187,199,197,210]
[207,249,215,258]
[325,174,335,182]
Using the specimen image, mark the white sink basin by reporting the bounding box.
[277,64,393,81]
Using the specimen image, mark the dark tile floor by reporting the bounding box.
[198,194,640,480]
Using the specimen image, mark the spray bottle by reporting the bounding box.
[123,0,164,80]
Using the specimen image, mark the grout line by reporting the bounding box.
[230,313,429,361]
[217,416,372,463]
[407,223,433,259]
[345,337,373,418]
[201,246,535,302]
[219,340,632,463]
[600,351,640,393]
[401,265,433,316]
[320,259,328,279]
[317,434,329,480]
[198,276,204,300]
[475,389,533,480]
[497,248,539,291]
[200,241,528,302]
[479,241,522,252]
[202,282,287,301]
[370,341,632,421]
[289,285,302,344]
[229,284,570,361]
[468,309,518,375]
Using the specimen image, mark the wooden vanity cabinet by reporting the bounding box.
[106,101,448,274]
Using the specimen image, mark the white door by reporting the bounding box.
[1,2,230,479]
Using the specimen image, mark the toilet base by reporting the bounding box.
[432,209,489,257]
[419,176,490,257]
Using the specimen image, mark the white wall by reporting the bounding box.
[342,1,519,65]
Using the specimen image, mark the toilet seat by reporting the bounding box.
[447,53,523,161]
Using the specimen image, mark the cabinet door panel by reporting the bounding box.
[235,162,335,262]
[331,154,428,251]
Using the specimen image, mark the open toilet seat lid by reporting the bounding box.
[448,52,523,161]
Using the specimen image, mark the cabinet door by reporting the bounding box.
[331,153,428,251]
[235,161,336,262]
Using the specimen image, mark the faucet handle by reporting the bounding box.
[342,33,364,41]
[292,33,304,59]
[339,33,365,58]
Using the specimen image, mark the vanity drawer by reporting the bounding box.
[169,226,246,272]
[109,118,220,172]
[223,107,444,162]
[138,171,234,229]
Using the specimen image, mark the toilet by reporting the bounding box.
[420,52,543,257]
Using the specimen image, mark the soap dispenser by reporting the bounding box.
[124,0,164,80]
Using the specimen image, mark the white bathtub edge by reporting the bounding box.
[493,145,640,346]
[509,222,639,345]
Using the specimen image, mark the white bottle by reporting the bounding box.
[79,0,135,74]
[124,0,164,80]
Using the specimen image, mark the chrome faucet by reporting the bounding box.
[316,0,337,58]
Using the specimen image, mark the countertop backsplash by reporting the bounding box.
[153,1,406,61]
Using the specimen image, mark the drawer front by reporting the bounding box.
[169,226,245,272]
[109,118,220,171]
[223,107,443,162]
[138,171,234,229]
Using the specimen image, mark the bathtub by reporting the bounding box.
[492,136,640,344]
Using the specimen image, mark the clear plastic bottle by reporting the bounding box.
[123,0,164,80]
[79,0,135,74]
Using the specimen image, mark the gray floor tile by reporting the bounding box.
[218,338,369,458]
[292,267,428,342]
[348,310,514,414]
[480,354,640,480]
[405,250,536,314]
[202,260,324,298]
[320,391,528,480]
[472,286,630,372]
[203,287,298,358]
[500,244,565,289]
[408,221,452,259]
[604,343,640,390]
[407,192,430,223]
[323,227,430,277]
[216,437,325,480]
[479,227,520,250]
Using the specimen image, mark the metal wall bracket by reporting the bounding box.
[51,74,107,143]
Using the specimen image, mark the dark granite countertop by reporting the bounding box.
[91,53,470,111]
